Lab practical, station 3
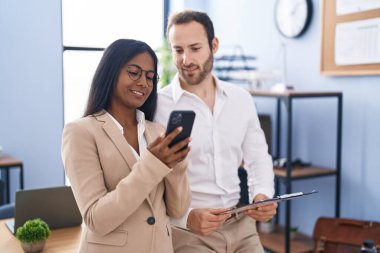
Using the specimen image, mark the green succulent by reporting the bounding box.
[16,218,51,243]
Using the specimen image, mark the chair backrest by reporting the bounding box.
[238,114,272,205]
[0,179,4,204]
[238,167,249,205]
[0,203,15,219]
[258,114,272,155]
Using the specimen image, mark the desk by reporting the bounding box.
[0,155,24,203]
[0,219,81,252]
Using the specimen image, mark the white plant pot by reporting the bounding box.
[259,219,275,234]
[290,229,298,240]
[20,240,46,253]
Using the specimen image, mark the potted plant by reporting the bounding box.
[290,226,298,240]
[259,218,276,234]
[157,39,176,87]
[16,218,51,253]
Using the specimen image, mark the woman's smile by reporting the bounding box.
[130,88,146,98]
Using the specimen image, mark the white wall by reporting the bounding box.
[0,0,64,199]
[170,0,208,13]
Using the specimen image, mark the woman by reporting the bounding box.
[61,39,191,253]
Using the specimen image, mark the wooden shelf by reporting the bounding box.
[249,90,342,98]
[259,225,314,253]
[274,166,336,180]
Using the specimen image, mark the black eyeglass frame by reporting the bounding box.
[125,64,159,87]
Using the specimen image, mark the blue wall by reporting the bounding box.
[0,0,64,199]
[201,0,380,235]
[1,0,379,236]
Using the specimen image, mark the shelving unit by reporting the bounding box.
[250,90,343,253]
[260,225,314,253]
[214,52,256,85]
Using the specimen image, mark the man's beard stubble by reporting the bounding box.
[179,52,213,86]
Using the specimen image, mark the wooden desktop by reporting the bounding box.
[0,219,81,252]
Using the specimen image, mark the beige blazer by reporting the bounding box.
[61,111,191,253]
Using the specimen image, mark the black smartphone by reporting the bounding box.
[165,110,196,150]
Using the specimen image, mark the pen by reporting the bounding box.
[255,189,319,205]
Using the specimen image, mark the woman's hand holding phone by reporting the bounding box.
[148,127,191,168]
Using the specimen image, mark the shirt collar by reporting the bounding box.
[214,77,229,97]
[136,109,146,124]
[171,73,186,104]
[171,73,230,104]
[105,109,146,135]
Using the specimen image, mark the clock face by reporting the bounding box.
[275,0,312,38]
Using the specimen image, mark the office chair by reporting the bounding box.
[0,179,15,219]
[239,114,272,205]
[238,167,250,205]
[0,203,15,219]
[0,179,3,204]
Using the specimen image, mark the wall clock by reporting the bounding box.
[274,0,313,38]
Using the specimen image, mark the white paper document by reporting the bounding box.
[337,0,380,15]
[335,18,380,66]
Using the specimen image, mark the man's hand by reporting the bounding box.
[245,194,277,221]
[186,208,231,236]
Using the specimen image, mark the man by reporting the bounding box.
[155,10,277,253]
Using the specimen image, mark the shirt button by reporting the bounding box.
[147,216,155,225]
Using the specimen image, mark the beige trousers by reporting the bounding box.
[172,215,265,253]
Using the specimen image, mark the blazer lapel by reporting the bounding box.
[144,123,155,145]
[144,123,159,203]
[96,111,155,208]
[95,112,137,171]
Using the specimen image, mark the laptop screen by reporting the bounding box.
[6,186,82,234]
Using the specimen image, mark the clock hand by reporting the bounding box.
[291,2,302,15]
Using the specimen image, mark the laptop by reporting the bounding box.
[6,186,82,234]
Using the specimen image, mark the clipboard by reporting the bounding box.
[220,189,318,215]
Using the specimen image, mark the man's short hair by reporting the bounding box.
[167,10,215,49]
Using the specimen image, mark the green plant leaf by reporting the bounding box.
[157,38,176,87]
[16,218,51,243]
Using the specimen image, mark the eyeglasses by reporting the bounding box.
[126,64,159,87]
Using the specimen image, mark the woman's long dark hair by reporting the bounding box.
[83,39,158,121]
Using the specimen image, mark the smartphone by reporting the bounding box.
[165,110,196,150]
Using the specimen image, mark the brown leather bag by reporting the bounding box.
[313,217,380,253]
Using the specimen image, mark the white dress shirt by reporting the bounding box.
[154,74,274,228]
[106,110,147,159]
